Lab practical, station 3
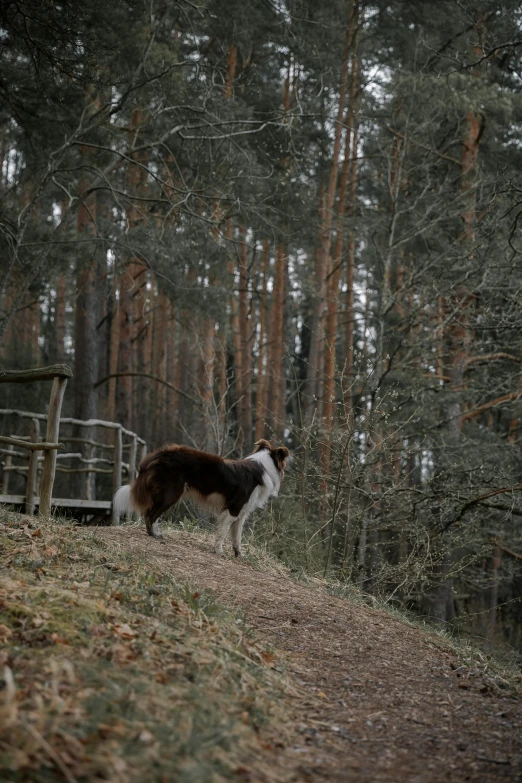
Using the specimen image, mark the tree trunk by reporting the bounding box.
[133,270,151,440]
[116,268,135,431]
[165,297,177,443]
[200,314,216,450]
[323,4,360,439]
[344,10,361,413]
[151,286,168,448]
[237,225,253,450]
[267,242,287,438]
[107,275,120,424]
[255,239,270,440]
[305,5,354,423]
[223,44,238,99]
[55,272,67,363]
[117,107,147,433]
[74,181,99,423]
[485,544,502,649]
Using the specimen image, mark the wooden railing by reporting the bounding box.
[0,364,72,517]
[0,366,146,523]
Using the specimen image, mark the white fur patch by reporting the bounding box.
[113,484,136,523]
[245,449,281,498]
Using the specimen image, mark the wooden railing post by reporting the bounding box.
[112,426,123,525]
[2,444,14,494]
[129,435,137,481]
[25,418,40,515]
[40,376,68,518]
[84,439,96,501]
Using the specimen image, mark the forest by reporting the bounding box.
[1,0,522,655]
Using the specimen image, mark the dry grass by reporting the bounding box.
[0,510,294,783]
[1,509,521,783]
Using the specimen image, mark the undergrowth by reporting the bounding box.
[168,513,522,694]
[0,510,292,783]
[145,511,522,693]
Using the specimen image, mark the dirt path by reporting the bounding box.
[96,527,521,783]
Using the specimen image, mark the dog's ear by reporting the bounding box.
[254,439,271,452]
[272,445,290,470]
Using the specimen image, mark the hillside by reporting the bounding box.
[1,510,521,783]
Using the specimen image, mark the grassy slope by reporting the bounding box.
[1,509,521,783]
[0,510,292,783]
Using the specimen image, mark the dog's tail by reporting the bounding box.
[113,462,154,523]
[113,484,138,524]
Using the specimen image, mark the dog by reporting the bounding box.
[113,438,289,557]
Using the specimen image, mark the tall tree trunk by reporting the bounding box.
[133,269,150,440]
[223,44,238,98]
[73,160,100,498]
[227,221,245,448]
[216,328,228,453]
[323,4,360,442]
[237,225,253,451]
[255,239,270,440]
[485,544,502,649]
[74,178,99,424]
[116,267,135,431]
[200,314,216,450]
[165,297,177,443]
[107,275,120,424]
[305,4,354,423]
[151,286,168,448]
[174,267,197,441]
[55,272,67,363]
[344,9,361,414]
[117,107,147,432]
[267,242,287,437]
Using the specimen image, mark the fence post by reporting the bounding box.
[40,376,68,518]
[112,426,123,525]
[2,443,14,494]
[25,418,40,515]
[84,440,95,501]
[129,435,137,481]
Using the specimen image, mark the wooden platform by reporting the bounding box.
[0,495,111,511]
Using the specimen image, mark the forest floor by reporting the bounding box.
[1,511,521,782]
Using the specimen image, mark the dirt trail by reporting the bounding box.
[96,527,521,783]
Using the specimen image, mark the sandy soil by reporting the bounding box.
[94,526,522,783]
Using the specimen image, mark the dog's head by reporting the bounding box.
[254,439,290,476]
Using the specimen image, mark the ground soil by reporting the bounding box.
[94,526,521,783]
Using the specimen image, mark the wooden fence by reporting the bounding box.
[0,365,146,523]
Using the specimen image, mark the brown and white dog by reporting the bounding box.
[113,439,289,557]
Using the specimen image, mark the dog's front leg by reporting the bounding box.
[215,511,236,555]
[145,505,166,542]
[231,513,247,558]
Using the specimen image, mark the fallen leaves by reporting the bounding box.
[0,511,293,783]
[97,721,127,739]
[111,643,138,664]
[0,623,13,641]
[51,632,70,645]
[112,623,137,640]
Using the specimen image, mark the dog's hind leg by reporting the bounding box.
[214,511,236,556]
[145,483,184,541]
